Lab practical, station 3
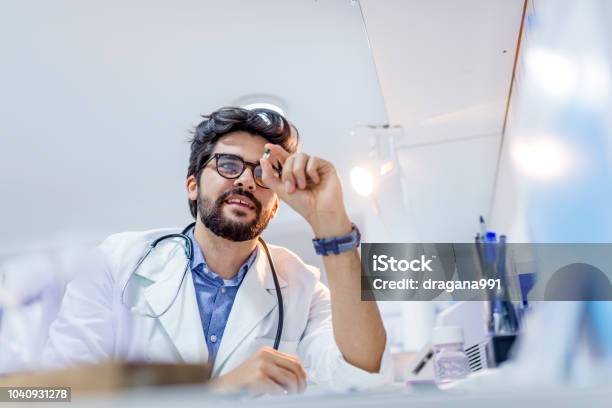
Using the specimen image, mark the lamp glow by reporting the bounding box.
[350,166,374,196]
[379,161,394,176]
[525,48,576,99]
[511,137,571,180]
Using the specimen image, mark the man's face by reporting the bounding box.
[187,131,279,242]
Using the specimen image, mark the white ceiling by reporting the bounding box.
[359,0,525,241]
[0,0,525,254]
[360,0,524,143]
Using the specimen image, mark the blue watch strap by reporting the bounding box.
[312,223,361,256]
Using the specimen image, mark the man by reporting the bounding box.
[44,107,392,394]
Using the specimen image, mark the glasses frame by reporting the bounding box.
[201,153,274,189]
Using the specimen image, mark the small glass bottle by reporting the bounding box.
[432,326,470,384]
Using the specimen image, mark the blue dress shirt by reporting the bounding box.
[188,230,258,364]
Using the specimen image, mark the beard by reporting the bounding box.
[197,187,273,242]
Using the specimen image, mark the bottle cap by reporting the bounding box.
[431,326,464,346]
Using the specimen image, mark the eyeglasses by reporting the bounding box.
[201,153,278,189]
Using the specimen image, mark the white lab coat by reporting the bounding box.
[43,228,392,390]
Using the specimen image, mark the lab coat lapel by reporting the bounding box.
[213,243,287,375]
[138,236,207,363]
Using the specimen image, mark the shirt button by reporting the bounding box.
[210,334,217,343]
[220,287,226,294]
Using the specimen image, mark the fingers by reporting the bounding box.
[263,349,307,393]
[213,346,308,397]
[260,157,282,191]
[258,347,307,394]
[265,143,291,164]
[292,153,309,190]
[262,363,300,394]
[281,153,324,193]
[282,154,297,193]
[262,144,324,194]
[305,156,321,184]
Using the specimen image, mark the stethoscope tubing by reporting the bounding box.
[120,222,284,350]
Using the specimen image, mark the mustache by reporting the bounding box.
[216,188,262,212]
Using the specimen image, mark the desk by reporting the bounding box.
[48,383,612,408]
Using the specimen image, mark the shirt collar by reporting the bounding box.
[188,229,258,286]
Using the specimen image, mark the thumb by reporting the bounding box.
[260,157,284,194]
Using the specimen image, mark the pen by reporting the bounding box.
[479,215,487,237]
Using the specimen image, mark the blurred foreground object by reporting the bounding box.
[451,0,612,391]
[0,361,210,394]
[452,300,612,391]
[0,238,95,374]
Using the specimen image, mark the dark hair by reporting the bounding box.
[187,106,300,218]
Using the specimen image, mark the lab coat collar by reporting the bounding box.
[258,240,287,290]
[212,241,286,375]
[137,235,208,363]
[135,234,287,369]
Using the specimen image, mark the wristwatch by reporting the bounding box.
[312,223,361,256]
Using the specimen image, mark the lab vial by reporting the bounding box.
[431,326,470,384]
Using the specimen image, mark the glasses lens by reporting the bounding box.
[253,166,266,187]
[217,155,244,178]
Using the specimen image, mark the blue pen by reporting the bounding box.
[484,231,497,263]
[479,215,487,237]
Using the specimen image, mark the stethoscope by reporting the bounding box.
[120,222,284,350]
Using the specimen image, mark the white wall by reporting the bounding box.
[0,0,387,257]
